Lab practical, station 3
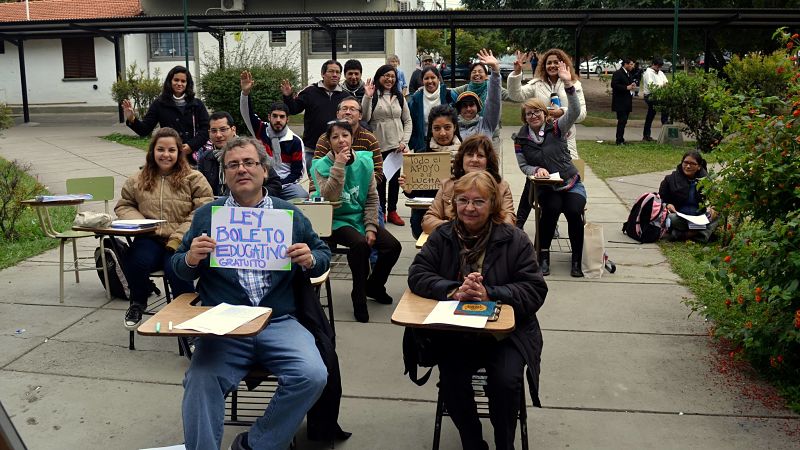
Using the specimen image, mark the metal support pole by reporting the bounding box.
[575,26,582,79]
[183,0,189,69]
[449,26,456,88]
[703,29,711,73]
[17,39,30,123]
[216,31,226,70]
[113,35,124,123]
[672,0,679,81]
[329,29,337,62]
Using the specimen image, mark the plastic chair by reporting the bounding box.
[66,176,114,213]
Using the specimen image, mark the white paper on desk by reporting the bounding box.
[383,150,403,179]
[410,197,434,203]
[140,445,186,450]
[175,303,271,335]
[675,212,710,225]
[423,300,489,329]
[111,219,166,226]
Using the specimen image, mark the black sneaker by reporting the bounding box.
[366,283,394,305]
[229,431,252,450]
[123,305,143,330]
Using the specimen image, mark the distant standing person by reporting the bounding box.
[362,65,412,226]
[387,54,408,95]
[281,60,351,174]
[611,58,637,145]
[641,57,670,142]
[341,59,366,102]
[408,54,435,94]
[122,65,209,165]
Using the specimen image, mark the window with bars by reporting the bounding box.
[310,29,385,54]
[270,31,287,46]
[149,32,195,59]
[62,37,96,79]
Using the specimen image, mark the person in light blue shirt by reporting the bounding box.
[388,54,408,95]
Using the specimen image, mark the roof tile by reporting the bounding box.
[0,0,142,22]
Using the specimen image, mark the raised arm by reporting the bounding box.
[477,49,501,133]
[554,61,581,133]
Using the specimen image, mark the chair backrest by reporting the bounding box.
[295,203,333,238]
[66,176,115,213]
[572,158,585,181]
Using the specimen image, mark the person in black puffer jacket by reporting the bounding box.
[122,66,210,165]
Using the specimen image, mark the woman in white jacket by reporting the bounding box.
[506,48,586,159]
[362,64,413,226]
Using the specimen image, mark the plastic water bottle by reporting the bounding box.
[550,93,561,108]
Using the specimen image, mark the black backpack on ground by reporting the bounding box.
[622,192,669,243]
[94,237,160,300]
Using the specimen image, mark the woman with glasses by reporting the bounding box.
[408,171,547,450]
[421,134,515,234]
[362,64,413,227]
[122,66,210,165]
[117,127,214,330]
[659,150,720,242]
[311,121,401,323]
[514,61,586,277]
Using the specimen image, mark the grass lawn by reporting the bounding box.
[578,140,701,180]
[103,133,150,151]
[0,159,76,270]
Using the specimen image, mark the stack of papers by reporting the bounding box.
[409,197,434,204]
[175,303,271,335]
[35,194,93,202]
[111,219,165,229]
[423,301,489,328]
[532,172,562,182]
[675,212,709,230]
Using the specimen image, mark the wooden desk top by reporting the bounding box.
[405,200,433,210]
[391,289,515,333]
[291,199,342,208]
[527,175,564,185]
[138,293,271,337]
[415,232,429,249]
[22,198,85,207]
[72,225,156,236]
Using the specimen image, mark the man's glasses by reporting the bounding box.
[223,160,260,171]
[455,197,488,209]
[338,106,361,113]
[210,126,231,135]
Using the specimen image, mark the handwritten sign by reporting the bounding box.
[402,151,451,191]
[210,206,293,271]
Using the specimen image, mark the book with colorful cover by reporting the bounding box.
[453,301,498,318]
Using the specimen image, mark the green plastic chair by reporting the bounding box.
[27,177,115,303]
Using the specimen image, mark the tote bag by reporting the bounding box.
[582,222,605,279]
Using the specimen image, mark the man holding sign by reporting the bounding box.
[171,136,342,450]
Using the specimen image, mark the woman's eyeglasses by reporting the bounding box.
[455,197,488,208]
[525,109,545,118]
[223,160,260,171]
[682,161,699,167]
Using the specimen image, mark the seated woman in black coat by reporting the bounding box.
[408,171,548,450]
[659,150,720,242]
[122,66,210,165]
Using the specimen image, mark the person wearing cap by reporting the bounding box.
[409,54,436,94]
[455,49,501,143]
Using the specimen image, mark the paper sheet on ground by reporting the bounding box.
[423,300,488,328]
[675,212,710,225]
[175,303,271,335]
[383,150,403,179]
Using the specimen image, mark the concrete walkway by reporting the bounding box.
[0,117,797,450]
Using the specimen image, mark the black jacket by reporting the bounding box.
[658,163,709,211]
[611,68,633,113]
[514,124,579,181]
[284,82,352,149]
[128,96,210,158]
[408,222,548,406]
[197,150,282,197]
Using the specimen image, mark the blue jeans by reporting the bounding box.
[182,315,328,450]
[279,182,309,201]
[121,237,194,308]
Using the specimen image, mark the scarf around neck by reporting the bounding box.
[454,219,493,279]
[423,87,440,127]
[266,126,289,168]
[466,79,488,105]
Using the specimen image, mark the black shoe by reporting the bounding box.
[366,282,394,304]
[124,304,143,330]
[538,250,550,276]
[570,261,584,278]
[616,141,626,146]
[229,431,252,450]
[353,298,369,323]
[643,136,655,142]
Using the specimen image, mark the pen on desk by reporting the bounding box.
[168,321,173,331]
[155,322,161,333]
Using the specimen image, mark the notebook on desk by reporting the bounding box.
[111,219,165,229]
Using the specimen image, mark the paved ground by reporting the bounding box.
[0,117,798,450]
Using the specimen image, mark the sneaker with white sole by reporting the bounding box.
[123,305,143,330]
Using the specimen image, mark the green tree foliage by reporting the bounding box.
[110,63,162,118]
[725,50,795,113]
[649,71,734,152]
[198,35,300,135]
[0,103,13,131]
[0,160,46,240]
[417,29,509,64]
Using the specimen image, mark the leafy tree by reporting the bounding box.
[417,29,510,64]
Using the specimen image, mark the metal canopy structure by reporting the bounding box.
[2,8,799,122]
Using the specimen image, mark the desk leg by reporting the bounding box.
[529,180,541,255]
[99,238,112,300]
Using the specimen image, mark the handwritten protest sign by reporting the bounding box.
[402,151,451,191]
[210,206,293,271]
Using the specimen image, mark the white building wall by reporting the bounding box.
[0,37,118,107]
